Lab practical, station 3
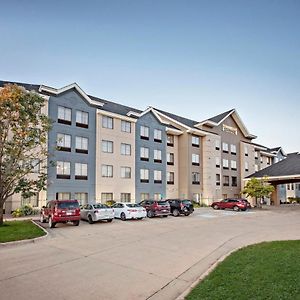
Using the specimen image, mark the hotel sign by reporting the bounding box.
[223,124,237,135]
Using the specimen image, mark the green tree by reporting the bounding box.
[0,84,52,225]
[242,177,275,208]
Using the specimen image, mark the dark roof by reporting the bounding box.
[206,109,235,123]
[0,80,40,92]
[247,153,300,178]
[268,147,281,152]
[166,124,182,131]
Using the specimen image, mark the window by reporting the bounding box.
[222,142,229,153]
[121,143,131,156]
[167,172,174,184]
[154,149,162,163]
[140,193,150,200]
[57,133,71,151]
[223,159,229,169]
[215,140,220,150]
[75,163,88,180]
[223,175,229,186]
[140,169,149,183]
[230,144,236,155]
[154,193,162,200]
[216,157,220,168]
[244,145,248,156]
[75,136,88,154]
[287,184,290,190]
[192,154,200,166]
[154,129,162,142]
[121,167,131,178]
[102,165,113,177]
[140,147,149,161]
[120,193,131,202]
[56,161,70,179]
[121,120,131,133]
[58,106,71,125]
[167,153,174,165]
[102,116,113,129]
[56,192,71,200]
[140,125,149,140]
[154,170,162,184]
[75,193,88,205]
[255,164,259,172]
[101,193,113,202]
[232,176,237,187]
[291,184,294,190]
[167,135,174,146]
[102,140,113,153]
[231,160,237,171]
[245,162,249,172]
[192,172,200,184]
[216,174,220,186]
[76,110,88,128]
[192,136,200,147]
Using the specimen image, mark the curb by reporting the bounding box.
[0,220,49,248]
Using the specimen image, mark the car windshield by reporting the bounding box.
[126,204,141,208]
[158,201,168,205]
[93,204,109,209]
[57,202,79,209]
[182,200,191,205]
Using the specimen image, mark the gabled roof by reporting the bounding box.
[207,109,235,124]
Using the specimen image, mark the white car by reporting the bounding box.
[112,202,147,221]
[80,203,114,224]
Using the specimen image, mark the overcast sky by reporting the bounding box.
[0,0,299,152]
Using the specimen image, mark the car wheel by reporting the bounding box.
[233,206,240,212]
[137,217,143,220]
[73,220,80,226]
[172,209,180,217]
[162,215,168,218]
[213,205,219,210]
[48,217,56,228]
[147,210,154,218]
[88,215,94,224]
[120,212,126,221]
[40,214,45,223]
[107,219,113,223]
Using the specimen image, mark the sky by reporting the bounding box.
[0,0,299,152]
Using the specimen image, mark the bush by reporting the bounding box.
[288,197,300,204]
[105,200,116,207]
[12,204,39,217]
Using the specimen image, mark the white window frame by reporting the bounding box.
[56,161,70,175]
[121,120,131,133]
[102,140,113,153]
[57,133,71,148]
[58,106,71,122]
[140,125,149,138]
[121,166,131,179]
[76,136,88,151]
[154,170,162,181]
[154,129,162,141]
[121,143,131,156]
[154,149,162,161]
[75,163,88,176]
[192,136,199,146]
[102,116,113,129]
[230,144,236,154]
[102,165,113,177]
[192,153,200,164]
[140,147,149,159]
[223,159,229,168]
[76,110,88,125]
[140,169,149,180]
[231,160,237,170]
[222,142,229,152]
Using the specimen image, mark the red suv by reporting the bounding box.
[40,200,81,228]
[211,198,251,211]
[139,200,170,218]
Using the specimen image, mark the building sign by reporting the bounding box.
[222,124,237,135]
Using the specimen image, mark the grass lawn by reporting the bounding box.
[0,220,45,243]
[186,240,300,300]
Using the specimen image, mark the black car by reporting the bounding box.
[166,199,194,217]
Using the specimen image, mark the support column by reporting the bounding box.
[270,184,280,206]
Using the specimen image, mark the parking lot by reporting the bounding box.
[1,207,300,300]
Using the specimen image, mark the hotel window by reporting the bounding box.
[230,144,236,155]
[75,163,88,180]
[192,154,200,166]
[101,193,113,202]
[245,162,249,172]
[140,147,149,161]
[232,176,237,187]
[222,142,229,153]
[216,157,220,168]
[121,143,131,156]
[231,160,237,171]
[255,151,259,159]
[102,116,113,129]
[154,170,162,184]
[223,175,229,186]
[75,136,88,154]
[291,184,294,190]
[140,169,149,183]
[56,161,71,179]
[287,184,290,190]
[121,167,131,179]
[215,140,220,150]
[140,193,150,200]
[102,140,113,153]
[244,145,248,156]
[56,192,71,200]
[192,135,200,147]
[154,129,162,142]
[154,149,162,163]
[58,106,71,125]
[192,172,200,184]
[140,125,149,140]
[121,120,131,133]
[57,133,71,152]
[167,153,174,165]
[223,159,229,169]
[167,172,174,184]
[216,174,220,186]
[75,193,88,205]
[102,165,113,177]
[76,110,88,128]
[255,164,259,172]
[167,135,174,146]
[120,193,131,202]
[154,193,162,200]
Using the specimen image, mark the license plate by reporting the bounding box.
[66,212,73,215]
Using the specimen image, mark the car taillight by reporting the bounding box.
[153,203,158,208]
[94,210,99,213]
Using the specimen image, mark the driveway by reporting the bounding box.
[0,207,299,300]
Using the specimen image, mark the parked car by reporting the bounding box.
[40,200,81,228]
[211,198,251,211]
[112,202,147,221]
[139,200,170,218]
[80,203,114,224]
[166,199,194,216]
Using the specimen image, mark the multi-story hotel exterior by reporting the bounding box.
[0,80,297,212]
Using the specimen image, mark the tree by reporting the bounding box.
[0,84,52,225]
[242,177,275,208]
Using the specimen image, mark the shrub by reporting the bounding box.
[288,197,300,204]
[12,204,39,217]
[105,200,116,207]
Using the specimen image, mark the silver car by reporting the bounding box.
[80,203,114,224]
